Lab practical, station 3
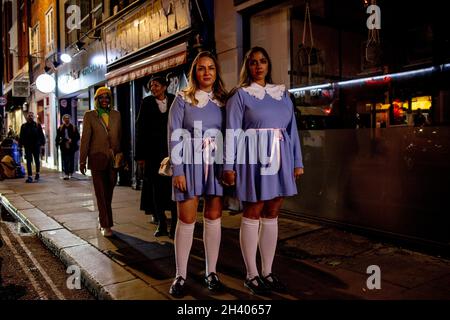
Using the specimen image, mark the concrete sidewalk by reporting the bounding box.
[1,168,450,300]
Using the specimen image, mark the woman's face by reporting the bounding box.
[196,56,216,92]
[150,80,167,100]
[98,94,110,108]
[248,51,269,85]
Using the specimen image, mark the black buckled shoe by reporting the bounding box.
[244,276,271,295]
[262,273,287,293]
[205,272,223,292]
[169,276,186,298]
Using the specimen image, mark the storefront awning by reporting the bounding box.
[106,43,187,87]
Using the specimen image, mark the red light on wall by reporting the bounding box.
[365,76,392,85]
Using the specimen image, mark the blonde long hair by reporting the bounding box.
[182,51,227,106]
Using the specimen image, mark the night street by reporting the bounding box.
[0,214,93,300]
[1,0,450,310]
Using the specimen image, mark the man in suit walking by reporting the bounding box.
[80,87,122,237]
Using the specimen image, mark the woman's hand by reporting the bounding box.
[173,175,187,192]
[294,167,304,180]
[222,170,236,186]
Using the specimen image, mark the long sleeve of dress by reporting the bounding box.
[224,90,245,171]
[286,93,303,168]
[168,95,185,176]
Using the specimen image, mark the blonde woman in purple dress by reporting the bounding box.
[223,47,304,295]
[168,51,227,298]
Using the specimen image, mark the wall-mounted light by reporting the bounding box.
[36,73,56,93]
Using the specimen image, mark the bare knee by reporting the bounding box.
[243,201,264,220]
[204,196,222,220]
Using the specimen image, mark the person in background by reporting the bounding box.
[56,114,80,180]
[19,112,45,183]
[135,75,177,238]
[80,87,122,237]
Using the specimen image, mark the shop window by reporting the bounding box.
[64,0,104,48]
[45,8,55,56]
[411,96,432,111]
[30,23,40,67]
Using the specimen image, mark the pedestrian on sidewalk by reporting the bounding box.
[223,47,304,295]
[79,87,122,237]
[168,51,227,298]
[55,114,80,180]
[135,75,177,238]
[19,111,45,183]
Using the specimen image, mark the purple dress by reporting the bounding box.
[224,83,303,202]
[168,91,224,201]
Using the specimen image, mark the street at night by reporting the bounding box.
[0,0,450,316]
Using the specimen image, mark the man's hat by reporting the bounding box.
[94,87,112,100]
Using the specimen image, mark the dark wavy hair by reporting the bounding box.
[238,46,273,88]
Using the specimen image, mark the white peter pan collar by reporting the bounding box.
[178,90,223,108]
[242,82,285,101]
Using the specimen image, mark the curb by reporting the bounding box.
[0,193,170,300]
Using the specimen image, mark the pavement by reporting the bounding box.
[1,168,450,300]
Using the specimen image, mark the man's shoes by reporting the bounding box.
[262,273,287,293]
[25,176,33,183]
[63,175,69,180]
[244,276,271,295]
[34,173,40,181]
[169,276,186,298]
[154,227,169,237]
[101,228,113,237]
[204,272,223,292]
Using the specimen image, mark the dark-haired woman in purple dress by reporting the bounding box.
[223,47,304,295]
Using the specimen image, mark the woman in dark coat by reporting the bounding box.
[135,76,177,238]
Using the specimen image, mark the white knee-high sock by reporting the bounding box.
[174,220,195,279]
[259,217,278,277]
[240,217,260,280]
[203,217,221,275]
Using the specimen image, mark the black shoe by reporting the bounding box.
[262,273,287,293]
[25,177,33,183]
[154,228,169,237]
[169,276,186,298]
[34,173,40,181]
[205,272,223,292]
[244,276,271,295]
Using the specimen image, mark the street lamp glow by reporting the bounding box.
[60,53,72,63]
[36,73,56,93]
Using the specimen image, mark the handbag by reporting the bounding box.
[158,156,172,176]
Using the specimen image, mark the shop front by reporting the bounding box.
[102,0,202,187]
